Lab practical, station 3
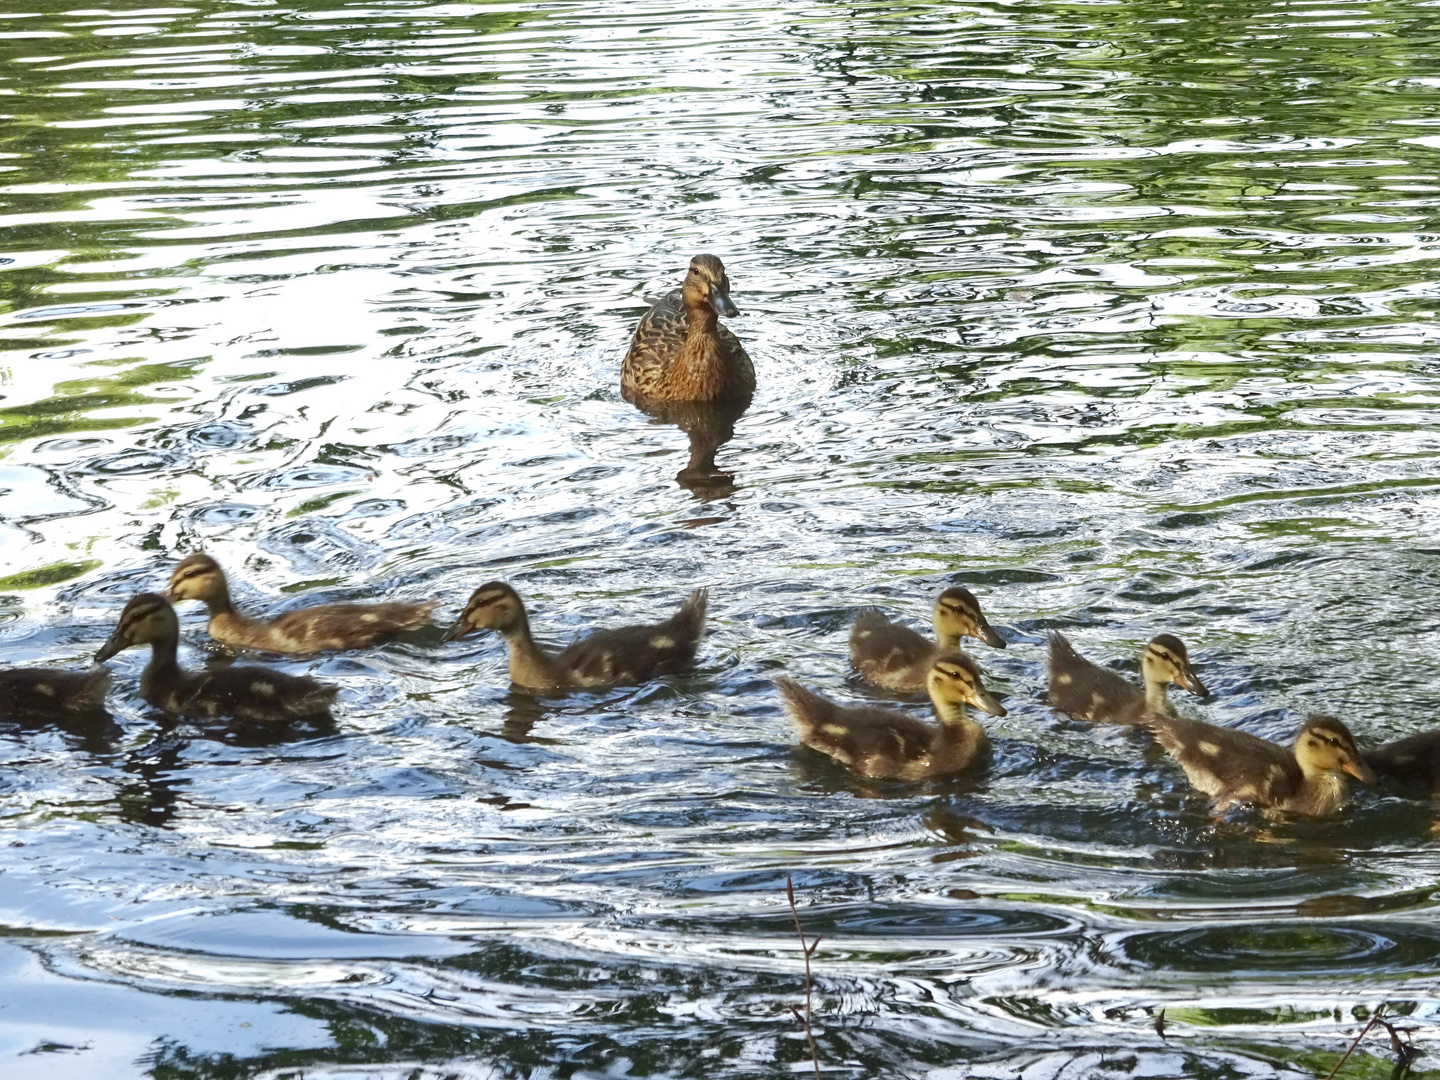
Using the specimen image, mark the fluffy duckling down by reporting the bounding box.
[96,593,337,722]
[1047,631,1207,724]
[1147,712,1375,817]
[777,652,1005,781]
[166,553,436,654]
[850,586,1005,693]
[443,582,707,691]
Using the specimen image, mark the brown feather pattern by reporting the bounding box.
[166,552,435,654]
[621,255,754,404]
[446,582,707,691]
[97,594,337,722]
[1146,713,1366,816]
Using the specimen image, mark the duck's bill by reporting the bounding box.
[971,688,1007,718]
[975,620,1007,649]
[1343,758,1379,785]
[1179,670,1209,698]
[94,631,127,663]
[708,283,740,318]
[162,586,180,602]
[440,619,474,643]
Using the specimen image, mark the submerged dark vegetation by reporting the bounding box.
[3,0,1440,1078]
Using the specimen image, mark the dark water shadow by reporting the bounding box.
[626,394,750,500]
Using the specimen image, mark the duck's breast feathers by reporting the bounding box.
[556,599,705,687]
[1045,633,1143,722]
[621,290,753,404]
[0,666,112,717]
[1147,714,1301,805]
[849,611,932,688]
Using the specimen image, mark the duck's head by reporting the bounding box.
[95,593,179,661]
[682,254,739,318]
[934,587,1006,649]
[1294,714,1376,784]
[443,581,526,642]
[927,651,1006,719]
[165,552,227,605]
[1142,634,1208,697]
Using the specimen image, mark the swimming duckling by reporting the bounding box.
[621,254,754,405]
[850,587,1005,692]
[776,652,1005,781]
[166,553,436,654]
[1364,730,1440,797]
[442,582,707,691]
[0,665,110,719]
[1146,713,1375,816]
[1047,632,1207,724]
[95,593,337,721]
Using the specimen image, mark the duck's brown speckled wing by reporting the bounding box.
[776,677,939,778]
[849,610,933,691]
[1146,714,1302,808]
[179,665,337,722]
[1046,632,1146,723]
[237,600,438,653]
[621,291,753,403]
[0,667,111,718]
[1366,730,1440,796]
[555,588,707,687]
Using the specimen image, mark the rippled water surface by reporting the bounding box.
[4,0,1440,1076]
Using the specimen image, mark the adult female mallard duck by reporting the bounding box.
[776,652,1005,781]
[850,587,1005,692]
[1364,730,1440,797]
[1146,713,1375,816]
[621,254,754,405]
[165,553,436,654]
[442,582,707,691]
[1047,631,1207,724]
[0,665,110,719]
[95,593,337,722]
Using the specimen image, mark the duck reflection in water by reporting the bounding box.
[621,254,753,497]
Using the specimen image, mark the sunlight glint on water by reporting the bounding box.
[3,0,1440,1076]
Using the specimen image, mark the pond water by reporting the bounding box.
[3,0,1440,1076]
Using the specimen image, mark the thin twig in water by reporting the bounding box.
[1326,1005,1387,1080]
[785,874,821,1079]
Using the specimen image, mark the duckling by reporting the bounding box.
[776,652,1005,781]
[166,553,436,654]
[621,254,754,405]
[1047,632,1207,724]
[850,587,1005,692]
[95,593,337,722]
[442,582,707,691]
[1364,730,1440,797]
[0,665,110,719]
[1146,713,1376,816]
